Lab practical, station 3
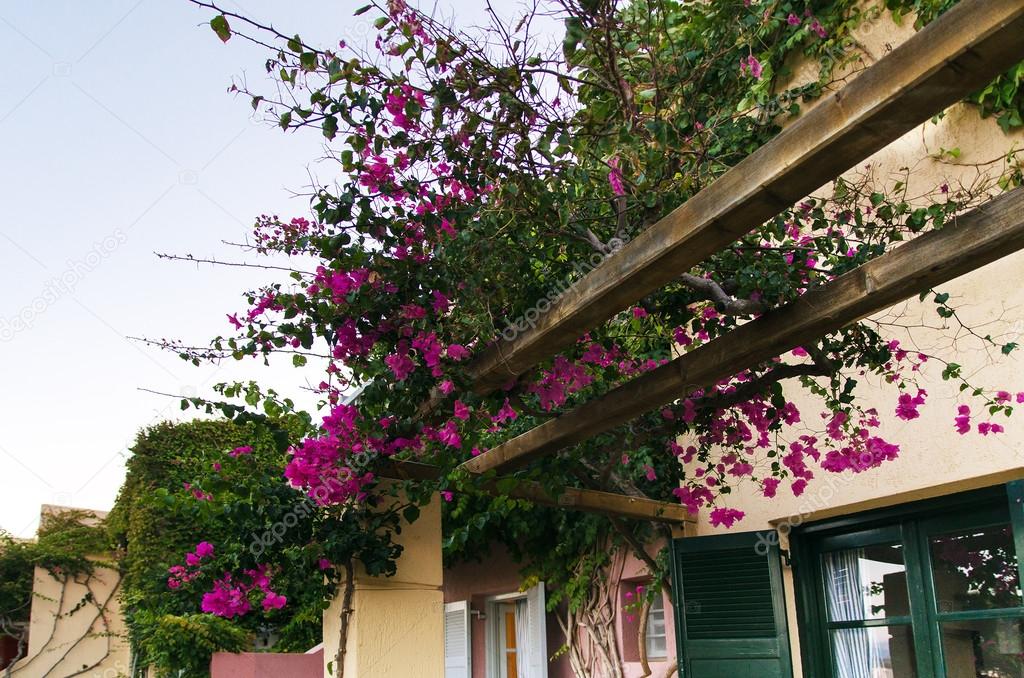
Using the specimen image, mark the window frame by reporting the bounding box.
[792,482,1024,678]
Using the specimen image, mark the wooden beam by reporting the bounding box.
[461,186,1024,474]
[380,460,693,524]
[465,0,1024,396]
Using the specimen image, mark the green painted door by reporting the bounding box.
[672,531,793,678]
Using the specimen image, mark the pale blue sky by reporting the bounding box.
[0,0,508,536]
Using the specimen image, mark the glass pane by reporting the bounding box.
[930,524,1022,612]
[830,626,917,678]
[824,544,910,621]
[941,617,1024,678]
[646,595,668,659]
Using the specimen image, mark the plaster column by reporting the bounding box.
[323,493,444,677]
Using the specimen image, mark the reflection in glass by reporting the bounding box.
[824,544,910,621]
[930,525,1022,612]
[830,626,917,678]
[942,617,1024,678]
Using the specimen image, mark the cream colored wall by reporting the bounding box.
[10,559,129,678]
[691,7,1024,677]
[323,493,444,678]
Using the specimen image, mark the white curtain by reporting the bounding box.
[824,549,876,678]
[515,599,529,678]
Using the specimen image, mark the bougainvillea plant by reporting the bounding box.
[155,0,1023,666]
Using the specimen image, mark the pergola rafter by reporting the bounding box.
[381,461,693,524]
[461,176,1024,473]
[458,0,1024,399]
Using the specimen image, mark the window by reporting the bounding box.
[645,593,668,660]
[796,483,1024,678]
[485,584,548,678]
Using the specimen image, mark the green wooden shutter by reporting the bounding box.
[671,531,793,678]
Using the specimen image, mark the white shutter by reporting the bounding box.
[526,583,548,677]
[444,600,471,678]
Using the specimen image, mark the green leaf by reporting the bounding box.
[354,4,373,16]
[1003,342,1018,355]
[210,15,231,43]
[322,115,338,140]
[402,505,420,524]
[933,292,949,304]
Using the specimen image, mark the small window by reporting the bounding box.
[645,593,668,660]
[486,584,547,678]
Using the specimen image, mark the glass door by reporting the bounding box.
[817,526,921,678]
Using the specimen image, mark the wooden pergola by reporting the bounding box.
[397,0,1024,526]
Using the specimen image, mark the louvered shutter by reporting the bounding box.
[672,531,793,678]
[444,601,471,678]
[525,583,548,677]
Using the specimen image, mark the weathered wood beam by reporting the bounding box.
[464,0,1024,396]
[461,186,1024,474]
[380,460,693,524]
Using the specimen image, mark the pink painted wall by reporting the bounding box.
[616,544,677,678]
[443,544,571,677]
[443,542,676,677]
[210,647,323,678]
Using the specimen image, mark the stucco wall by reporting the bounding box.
[9,560,129,678]
[323,492,445,677]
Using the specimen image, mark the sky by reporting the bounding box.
[0,0,510,537]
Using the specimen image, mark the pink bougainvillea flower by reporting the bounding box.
[441,490,454,502]
[740,54,763,79]
[895,389,927,421]
[491,399,518,424]
[228,446,253,458]
[447,344,470,361]
[607,157,626,197]
[995,391,1012,404]
[709,507,745,528]
[227,313,243,330]
[979,422,1004,435]
[439,380,455,395]
[453,400,470,421]
[194,541,214,559]
[318,558,332,571]
[762,477,780,498]
[791,479,808,496]
[384,352,416,381]
[787,13,801,25]
[262,591,287,611]
[954,405,972,434]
